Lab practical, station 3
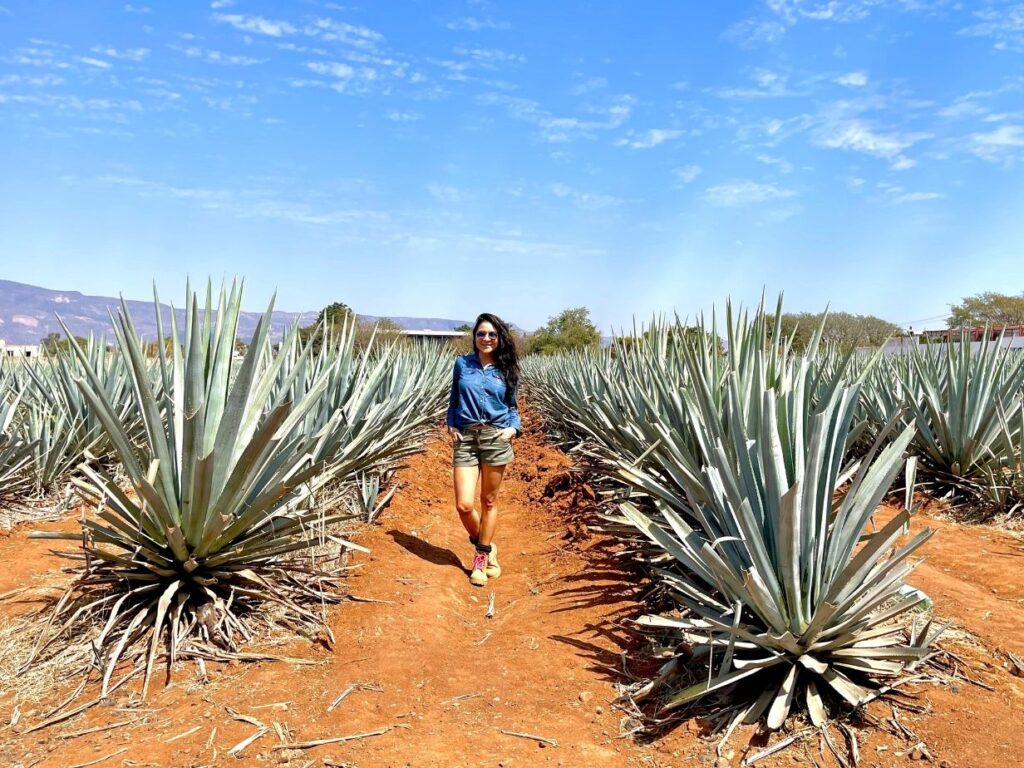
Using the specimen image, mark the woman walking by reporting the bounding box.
[446,313,521,587]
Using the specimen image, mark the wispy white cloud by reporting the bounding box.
[203,94,258,112]
[387,110,422,122]
[305,17,384,50]
[306,61,355,80]
[549,182,624,209]
[968,124,1024,162]
[877,181,945,203]
[446,16,510,31]
[715,68,794,98]
[427,184,467,203]
[215,13,296,37]
[756,154,794,173]
[452,47,525,69]
[210,0,234,8]
[727,1,952,46]
[893,190,943,202]
[5,49,68,70]
[0,73,64,86]
[835,70,868,87]
[79,56,113,69]
[569,75,607,96]
[123,4,151,14]
[386,231,605,260]
[98,174,385,225]
[767,1,874,24]
[301,59,385,91]
[92,46,150,62]
[616,128,683,149]
[478,92,635,143]
[813,117,930,169]
[0,93,143,123]
[939,98,989,120]
[722,17,788,47]
[704,179,796,206]
[674,164,703,184]
[959,5,1024,52]
[174,46,265,66]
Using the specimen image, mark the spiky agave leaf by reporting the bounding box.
[27,280,447,701]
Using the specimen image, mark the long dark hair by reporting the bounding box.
[473,312,520,400]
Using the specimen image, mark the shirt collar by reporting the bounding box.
[472,352,496,370]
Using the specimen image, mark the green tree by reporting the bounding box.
[320,302,355,325]
[300,301,356,354]
[525,307,601,355]
[948,292,1024,327]
[451,324,474,355]
[41,331,89,355]
[767,312,900,352]
[40,332,62,355]
[355,317,405,351]
[613,325,725,357]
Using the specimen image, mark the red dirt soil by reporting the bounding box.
[2,424,1024,768]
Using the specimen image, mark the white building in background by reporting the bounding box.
[399,329,467,344]
[0,340,42,359]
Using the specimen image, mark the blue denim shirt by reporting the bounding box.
[446,354,522,435]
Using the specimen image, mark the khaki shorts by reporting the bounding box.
[453,426,515,468]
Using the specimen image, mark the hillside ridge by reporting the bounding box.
[0,279,471,344]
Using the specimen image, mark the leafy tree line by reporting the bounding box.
[766,311,900,352]
[947,291,1024,327]
[517,307,901,356]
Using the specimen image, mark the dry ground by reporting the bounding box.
[1,422,1023,768]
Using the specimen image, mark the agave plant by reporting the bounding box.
[16,401,90,496]
[0,391,35,500]
[28,281,447,698]
[527,300,943,729]
[1,336,138,496]
[897,333,1024,507]
[352,471,399,523]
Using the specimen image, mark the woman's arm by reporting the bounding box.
[507,382,522,436]
[446,357,461,428]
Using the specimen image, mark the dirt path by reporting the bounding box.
[2,428,654,768]
[3,428,1024,768]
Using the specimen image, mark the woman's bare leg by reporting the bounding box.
[453,465,481,539]
[477,463,507,546]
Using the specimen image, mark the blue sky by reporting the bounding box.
[1,1,1022,332]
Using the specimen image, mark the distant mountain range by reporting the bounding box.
[0,279,473,345]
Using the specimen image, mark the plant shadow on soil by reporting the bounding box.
[545,533,659,688]
[387,528,468,573]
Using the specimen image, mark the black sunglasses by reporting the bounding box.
[475,331,499,339]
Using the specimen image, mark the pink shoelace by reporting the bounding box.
[472,552,488,571]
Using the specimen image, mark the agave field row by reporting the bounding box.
[524,300,1024,733]
[0,281,450,705]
